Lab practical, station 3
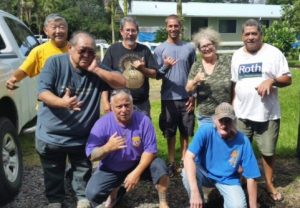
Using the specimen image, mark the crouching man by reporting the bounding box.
[85,89,169,208]
[182,102,261,208]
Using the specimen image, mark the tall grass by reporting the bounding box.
[151,69,300,159]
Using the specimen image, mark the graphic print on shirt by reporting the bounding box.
[228,150,239,168]
[238,62,262,80]
[132,136,141,147]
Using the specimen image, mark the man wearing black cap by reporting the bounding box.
[182,102,261,208]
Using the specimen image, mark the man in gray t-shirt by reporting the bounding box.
[36,31,126,207]
[154,14,195,177]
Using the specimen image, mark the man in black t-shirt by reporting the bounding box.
[101,16,158,117]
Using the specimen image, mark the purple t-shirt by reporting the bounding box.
[86,111,157,171]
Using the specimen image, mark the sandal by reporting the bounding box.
[268,191,284,202]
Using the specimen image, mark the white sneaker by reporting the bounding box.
[47,202,62,208]
[77,198,91,208]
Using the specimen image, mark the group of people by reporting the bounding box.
[6,12,291,208]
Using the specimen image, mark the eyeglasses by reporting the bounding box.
[49,25,67,31]
[199,43,214,51]
[124,28,138,34]
[76,47,96,56]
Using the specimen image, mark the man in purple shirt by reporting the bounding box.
[85,89,169,208]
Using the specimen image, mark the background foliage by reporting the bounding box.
[1,0,299,53]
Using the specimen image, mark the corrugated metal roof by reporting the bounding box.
[119,0,282,18]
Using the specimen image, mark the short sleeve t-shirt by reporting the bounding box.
[188,54,232,116]
[20,40,68,77]
[102,42,158,103]
[188,124,261,185]
[86,111,157,171]
[36,54,110,146]
[154,41,195,100]
[231,43,290,121]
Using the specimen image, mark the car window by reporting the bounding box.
[4,16,39,56]
[0,35,5,50]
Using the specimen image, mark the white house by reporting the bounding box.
[118,0,283,43]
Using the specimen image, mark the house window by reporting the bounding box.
[260,20,270,28]
[219,20,236,33]
[191,18,208,35]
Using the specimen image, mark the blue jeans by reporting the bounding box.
[85,157,168,207]
[197,115,213,127]
[181,164,247,208]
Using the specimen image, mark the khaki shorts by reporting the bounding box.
[237,119,280,156]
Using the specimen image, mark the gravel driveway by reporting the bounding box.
[2,166,189,208]
[3,158,300,208]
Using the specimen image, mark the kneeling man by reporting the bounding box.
[85,89,169,208]
[182,102,260,208]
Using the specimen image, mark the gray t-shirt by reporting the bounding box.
[154,41,195,100]
[36,54,110,146]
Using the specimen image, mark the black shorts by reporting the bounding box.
[159,99,195,138]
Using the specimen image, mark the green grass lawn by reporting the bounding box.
[151,69,300,159]
[276,69,300,156]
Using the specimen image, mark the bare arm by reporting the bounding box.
[185,72,205,93]
[124,152,155,192]
[246,178,258,208]
[256,75,292,97]
[101,91,111,113]
[273,74,292,87]
[138,67,157,78]
[89,132,126,161]
[87,59,126,89]
[38,88,82,111]
[131,59,157,78]
[185,79,198,93]
[184,151,203,207]
[156,56,177,80]
[6,69,28,90]
[92,67,126,88]
[185,96,195,113]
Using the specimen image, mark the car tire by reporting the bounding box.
[0,117,23,205]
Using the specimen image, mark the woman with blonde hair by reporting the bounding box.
[186,27,233,126]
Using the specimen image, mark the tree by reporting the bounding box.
[103,0,118,43]
[155,27,167,42]
[61,0,111,41]
[263,1,300,56]
[177,0,182,18]
[0,0,19,16]
[176,0,185,39]
[263,20,296,55]
[281,3,300,36]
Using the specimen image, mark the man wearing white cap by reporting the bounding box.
[182,102,260,208]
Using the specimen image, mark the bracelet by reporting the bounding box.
[158,65,170,75]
